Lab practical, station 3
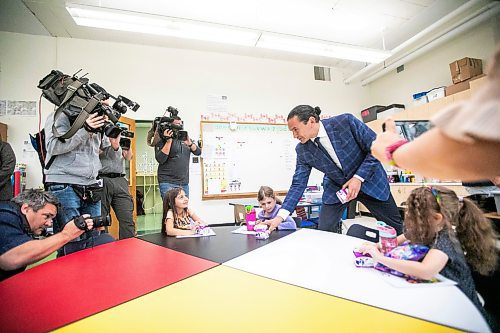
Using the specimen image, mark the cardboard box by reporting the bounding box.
[445,74,486,96]
[449,57,482,84]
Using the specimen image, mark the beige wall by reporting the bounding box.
[365,18,498,108]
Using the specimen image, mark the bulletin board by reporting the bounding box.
[200,121,297,200]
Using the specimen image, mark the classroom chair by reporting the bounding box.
[346,224,380,243]
[232,204,247,225]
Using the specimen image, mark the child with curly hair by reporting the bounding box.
[360,186,497,317]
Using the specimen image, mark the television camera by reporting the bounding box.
[37,69,140,139]
[154,106,188,141]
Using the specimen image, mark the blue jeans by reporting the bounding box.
[47,184,114,256]
[159,182,189,200]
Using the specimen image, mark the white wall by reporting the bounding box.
[0,31,367,224]
[366,19,498,107]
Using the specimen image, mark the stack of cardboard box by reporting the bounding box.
[446,57,485,96]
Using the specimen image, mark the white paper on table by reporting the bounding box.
[231,226,256,235]
[176,228,216,238]
[380,272,457,288]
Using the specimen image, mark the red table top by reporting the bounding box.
[0,238,218,332]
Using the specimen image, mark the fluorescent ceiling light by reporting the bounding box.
[256,33,391,64]
[66,3,391,64]
[66,4,260,47]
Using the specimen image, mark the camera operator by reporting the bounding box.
[44,108,114,256]
[154,115,201,199]
[0,132,16,202]
[99,131,135,239]
[0,189,96,281]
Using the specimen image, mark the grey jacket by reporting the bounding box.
[44,111,102,185]
[99,136,124,174]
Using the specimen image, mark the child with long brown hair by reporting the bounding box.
[161,187,206,236]
[360,186,497,315]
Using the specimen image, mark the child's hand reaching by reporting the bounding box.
[359,242,383,260]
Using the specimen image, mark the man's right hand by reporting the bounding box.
[85,113,106,130]
[163,129,174,140]
[63,215,94,239]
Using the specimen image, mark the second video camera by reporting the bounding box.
[119,129,134,150]
[154,106,188,141]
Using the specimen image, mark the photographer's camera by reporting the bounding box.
[74,215,112,231]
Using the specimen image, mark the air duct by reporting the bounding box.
[344,0,499,85]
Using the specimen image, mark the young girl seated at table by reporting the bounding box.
[359,186,497,314]
[162,187,206,236]
[255,186,297,231]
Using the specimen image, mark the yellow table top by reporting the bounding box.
[56,266,459,333]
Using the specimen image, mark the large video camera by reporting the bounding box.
[38,70,140,139]
[73,215,112,231]
[119,129,134,150]
[154,106,188,141]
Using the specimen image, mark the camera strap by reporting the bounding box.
[52,84,102,140]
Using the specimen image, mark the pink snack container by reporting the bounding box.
[245,210,256,231]
[246,220,256,231]
[376,221,397,254]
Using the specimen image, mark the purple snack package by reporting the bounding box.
[354,257,374,268]
[255,231,270,240]
[336,188,349,204]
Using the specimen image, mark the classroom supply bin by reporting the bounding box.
[426,87,446,102]
[361,105,386,123]
[412,92,428,105]
[377,104,405,120]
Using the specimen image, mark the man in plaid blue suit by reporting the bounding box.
[265,105,402,234]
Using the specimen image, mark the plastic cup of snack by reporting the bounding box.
[376,221,397,254]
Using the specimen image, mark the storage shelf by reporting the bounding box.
[136,173,162,215]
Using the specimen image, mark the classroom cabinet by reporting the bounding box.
[359,183,469,214]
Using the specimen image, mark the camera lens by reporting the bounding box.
[92,215,111,228]
[104,123,122,138]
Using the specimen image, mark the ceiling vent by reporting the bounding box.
[314,66,331,81]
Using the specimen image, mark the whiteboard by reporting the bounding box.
[200,121,299,199]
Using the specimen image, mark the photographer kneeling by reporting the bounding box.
[44,109,114,256]
[151,110,201,199]
[0,189,97,281]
